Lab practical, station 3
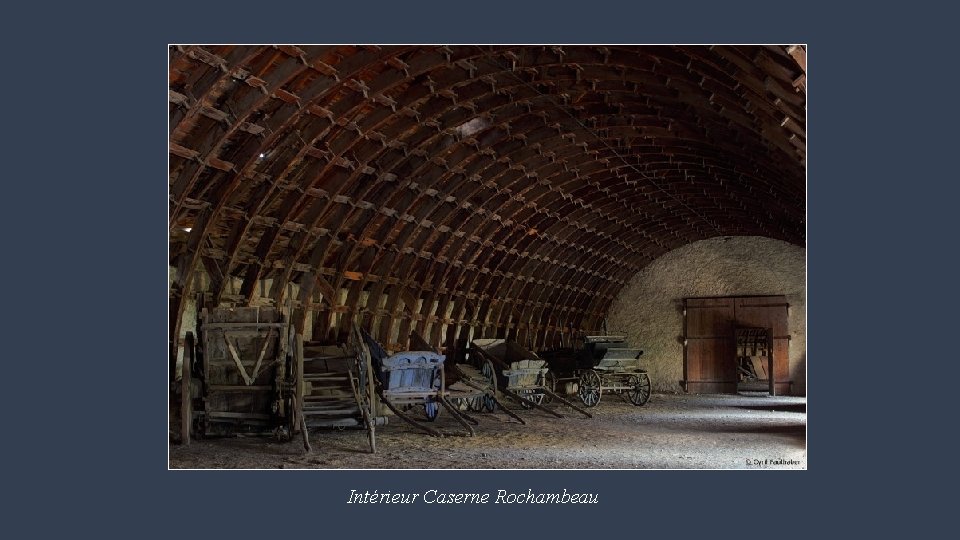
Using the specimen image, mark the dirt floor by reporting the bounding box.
[169,393,806,469]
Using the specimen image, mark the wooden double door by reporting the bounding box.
[682,296,792,395]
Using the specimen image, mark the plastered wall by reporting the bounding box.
[606,236,806,395]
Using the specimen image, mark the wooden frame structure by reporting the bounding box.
[192,306,296,438]
[169,45,806,375]
[735,327,776,396]
[297,324,383,453]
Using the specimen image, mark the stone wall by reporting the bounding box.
[606,236,806,395]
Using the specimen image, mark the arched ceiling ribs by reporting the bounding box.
[170,45,805,350]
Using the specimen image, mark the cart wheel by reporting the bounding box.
[424,399,440,421]
[542,370,557,404]
[469,396,484,412]
[517,389,544,408]
[517,389,530,408]
[481,360,497,412]
[578,370,602,407]
[627,373,652,406]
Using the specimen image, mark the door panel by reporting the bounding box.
[683,296,793,395]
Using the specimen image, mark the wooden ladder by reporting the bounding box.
[299,341,381,453]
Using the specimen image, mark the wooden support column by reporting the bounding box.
[768,328,776,397]
[295,333,304,431]
[180,332,194,446]
[380,286,403,348]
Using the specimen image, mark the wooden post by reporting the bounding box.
[681,301,690,393]
[365,342,378,450]
[767,328,776,397]
[297,332,311,454]
[181,332,193,445]
[295,333,304,431]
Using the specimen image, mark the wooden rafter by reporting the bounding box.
[169,45,806,357]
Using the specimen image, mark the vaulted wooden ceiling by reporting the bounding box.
[169,45,805,352]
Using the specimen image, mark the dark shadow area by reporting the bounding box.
[707,424,805,435]
[734,404,806,413]
[304,432,371,454]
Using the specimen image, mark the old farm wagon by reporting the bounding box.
[179,308,381,453]
[187,307,297,439]
[470,339,592,418]
[360,329,477,436]
[409,331,526,425]
[540,335,652,407]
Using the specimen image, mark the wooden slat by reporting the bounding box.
[207,385,272,391]
[206,412,272,420]
[295,333,304,434]
[224,334,254,386]
[201,322,287,329]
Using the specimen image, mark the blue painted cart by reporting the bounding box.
[360,329,476,436]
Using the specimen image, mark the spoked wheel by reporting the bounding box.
[481,360,497,412]
[627,373,652,406]
[424,399,440,421]
[542,370,557,404]
[517,389,544,409]
[468,396,484,412]
[578,370,602,407]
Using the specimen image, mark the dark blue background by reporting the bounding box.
[6,1,956,537]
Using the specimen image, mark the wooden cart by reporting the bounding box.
[543,335,651,408]
[470,339,592,419]
[359,329,476,437]
[191,306,297,438]
[409,332,525,425]
[735,327,776,395]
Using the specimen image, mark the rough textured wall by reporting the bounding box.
[607,236,806,395]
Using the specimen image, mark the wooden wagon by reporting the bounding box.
[470,339,592,418]
[409,332,525,425]
[541,335,651,407]
[188,306,297,439]
[359,329,477,437]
